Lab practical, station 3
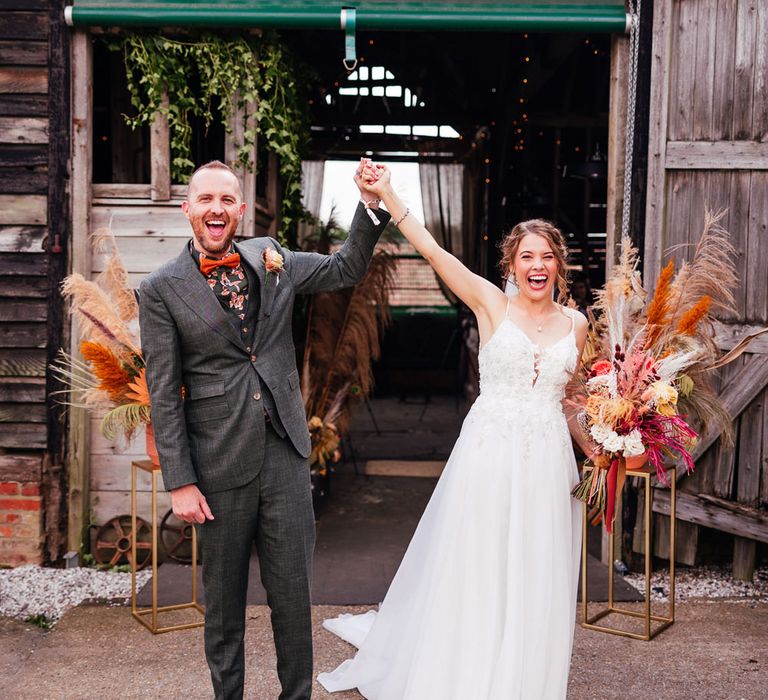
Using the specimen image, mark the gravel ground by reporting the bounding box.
[624,565,768,603]
[0,565,152,624]
[4,563,766,627]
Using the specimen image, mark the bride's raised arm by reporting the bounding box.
[361,164,502,328]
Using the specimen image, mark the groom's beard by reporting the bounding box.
[190,214,239,257]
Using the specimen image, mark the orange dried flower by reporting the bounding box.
[677,295,711,336]
[645,259,675,347]
[80,340,131,403]
[125,366,150,406]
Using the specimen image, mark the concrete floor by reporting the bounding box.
[10,396,752,698]
[1,599,766,699]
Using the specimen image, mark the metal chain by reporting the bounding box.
[621,0,641,240]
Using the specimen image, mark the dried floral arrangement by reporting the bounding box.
[300,215,397,475]
[571,211,768,531]
[51,232,150,441]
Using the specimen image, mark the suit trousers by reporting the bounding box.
[197,423,316,700]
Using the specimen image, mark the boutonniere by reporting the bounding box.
[263,248,284,285]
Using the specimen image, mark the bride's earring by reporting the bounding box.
[505,270,519,298]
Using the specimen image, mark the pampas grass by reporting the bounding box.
[53,228,148,441]
[93,228,140,323]
[302,250,396,436]
[80,340,132,403]
[101,403,151,441]
[61,273,140,357]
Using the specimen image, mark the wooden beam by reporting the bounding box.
[0,166,47,194]
[0,195,47,225]
[0,377,45,402]
[0,11,48,40]
[0,453,42,482]
[643,0,674,291]
[0,117,47,144]
[224,93,257,237]
[665,140,768,169]
[149,93,171,202]
[93,183,187,200]
[0,226,47,253]
[0,144,47,167]
[0,39,47,65]
[605,33,628,276]
[0,66,47,93]
[0,423,46,449]
[0,94,47,116]
[652,489,768,544]
[67,29,92,554]
[713,320,768,354]
[677,354,768,480]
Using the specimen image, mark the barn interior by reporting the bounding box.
[91,26,613,400]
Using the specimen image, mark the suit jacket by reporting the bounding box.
[139,202,390,494]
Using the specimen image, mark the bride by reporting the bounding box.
[318,162,595,699]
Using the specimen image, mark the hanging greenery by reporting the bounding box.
[107,31,312,241]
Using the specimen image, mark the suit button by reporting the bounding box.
[253,392,261,401]
[250,355,257,362]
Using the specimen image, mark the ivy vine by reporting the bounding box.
[107,31,312,242]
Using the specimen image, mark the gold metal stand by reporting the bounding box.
[581,464,676,640]
[131,459,204,634]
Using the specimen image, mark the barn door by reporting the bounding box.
[643,0,768,578]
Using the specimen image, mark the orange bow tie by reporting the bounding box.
[199,252,241,276]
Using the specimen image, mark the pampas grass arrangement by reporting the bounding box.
[300,213,397,469]
[52,228,149,441]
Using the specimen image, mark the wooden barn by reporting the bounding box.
[0,1,765,581]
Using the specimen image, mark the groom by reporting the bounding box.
[139,159,389,699]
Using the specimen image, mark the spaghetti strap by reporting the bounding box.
[559,305,575,335]
[505,297,511,317]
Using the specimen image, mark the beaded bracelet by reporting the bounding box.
[394,208,410,227]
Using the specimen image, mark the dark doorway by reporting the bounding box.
[288,29,611,400]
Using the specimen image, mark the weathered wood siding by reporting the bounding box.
[86,180,273,521]
[88,188,189,523]
[0,0,68,565]
[644,0,768,574]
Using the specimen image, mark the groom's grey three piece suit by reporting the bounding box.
[139,202,390,699]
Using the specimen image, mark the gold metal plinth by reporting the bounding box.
[581,465,676,641]
[131,459,205,634]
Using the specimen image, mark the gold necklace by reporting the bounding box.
[532,307,555,333]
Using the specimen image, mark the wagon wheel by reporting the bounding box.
[160,509,197,564]
[94,515,152,570]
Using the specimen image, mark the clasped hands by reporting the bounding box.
[354,157,390,204]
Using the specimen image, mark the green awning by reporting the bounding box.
[64,1,630,34]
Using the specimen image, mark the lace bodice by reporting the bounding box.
[479,311,577,402]
[464,308,579,448]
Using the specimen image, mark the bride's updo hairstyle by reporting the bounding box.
[498,219,569,304]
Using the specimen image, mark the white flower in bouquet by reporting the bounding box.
[622,429,645,456]
[590,423,612,444]
[602,430,625,453]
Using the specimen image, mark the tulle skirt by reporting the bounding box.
[318,400,582,699]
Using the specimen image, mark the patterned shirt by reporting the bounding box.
[189,243,250,327]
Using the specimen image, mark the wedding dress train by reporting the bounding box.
[318,306,582,699]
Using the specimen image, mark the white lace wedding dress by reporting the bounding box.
[318,306,582,699]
